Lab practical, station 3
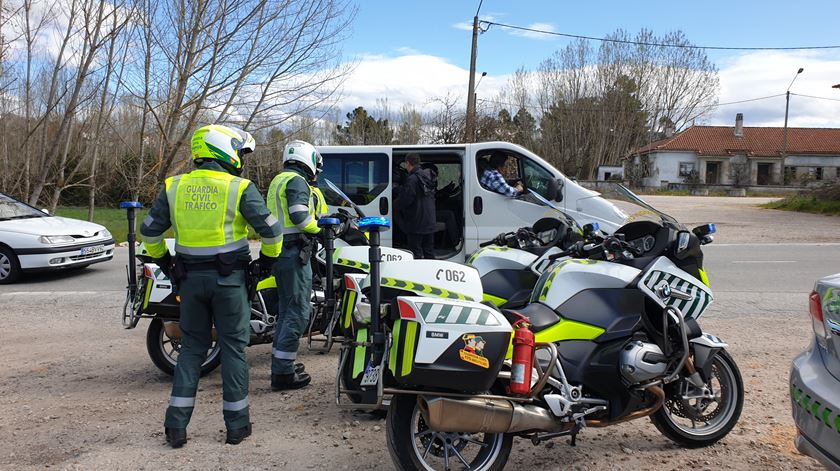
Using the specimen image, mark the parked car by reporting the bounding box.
[790,273,840,470]
[0,193,115,284]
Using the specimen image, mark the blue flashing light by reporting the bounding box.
[120,201,142,209]
[359,216,391,231]
[707,223,717,234]
[590,222,600,232]
[318,217,341,227]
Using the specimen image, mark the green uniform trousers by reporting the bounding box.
[164,269,251,430]
[271,243,312,375]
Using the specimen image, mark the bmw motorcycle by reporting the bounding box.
[468,191,604,309]
[342,185,743,471]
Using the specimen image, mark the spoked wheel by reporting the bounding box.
[146,318,221,376]
[651,350,743,447]
[386,394,512,471]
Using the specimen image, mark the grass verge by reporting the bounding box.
[762,196,840,216]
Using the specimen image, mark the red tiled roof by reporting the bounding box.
[635,126,840,158]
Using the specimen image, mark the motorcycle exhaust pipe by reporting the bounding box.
[162,321,218,341]
[419,396,568,434]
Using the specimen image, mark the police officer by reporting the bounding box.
[140,125,283,448]
[267,140,323,390]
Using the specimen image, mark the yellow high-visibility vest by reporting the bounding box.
[164,169,249,256]
[267,171,319,235]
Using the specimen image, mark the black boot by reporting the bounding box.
[225,423,252,445]
[271,372,311,391]
[294,362,305,374]
[165,427,187,448]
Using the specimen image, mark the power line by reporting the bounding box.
[791,92,840,103]
[476,93,785,114]
[480,21,840,51]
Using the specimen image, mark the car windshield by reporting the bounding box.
[0,194,47,221]
[588,183,682,229]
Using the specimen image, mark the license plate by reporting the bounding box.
[80,245,105,256]
[360,364,381,386]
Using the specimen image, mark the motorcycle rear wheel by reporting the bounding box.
[146,318,221,377]
[650,349,743,448]
[386,394,512,471]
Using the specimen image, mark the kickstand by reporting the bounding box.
[569,421,582,447]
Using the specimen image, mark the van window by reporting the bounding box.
[319,153,389,205]
[522,158,554,200]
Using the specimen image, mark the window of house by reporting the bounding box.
[815,167,824,180]
[679,162,696,177]
[319,153,389,205]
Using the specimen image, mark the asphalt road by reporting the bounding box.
[2,242,838,297]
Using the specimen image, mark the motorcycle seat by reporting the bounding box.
[502,302,560,333]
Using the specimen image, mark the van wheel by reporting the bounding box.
[0,246,21,284]
[146,318,221,376]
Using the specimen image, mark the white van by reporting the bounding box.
[316,141,623,261]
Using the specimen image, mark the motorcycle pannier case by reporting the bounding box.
[389,296,513,393]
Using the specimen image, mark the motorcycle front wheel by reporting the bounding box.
[386,394,513,471]
[650,349,743,448]
[146,318,221,377]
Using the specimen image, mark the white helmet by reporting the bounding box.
[283,140,321,178]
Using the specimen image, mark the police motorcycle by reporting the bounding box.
[467,191,605,310]
[343,185,743,471]
[307,180,414,353]
[119,180,409,376]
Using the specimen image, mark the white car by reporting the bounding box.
[0,193,115,284]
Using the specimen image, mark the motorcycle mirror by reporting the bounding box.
[692,223,716,237]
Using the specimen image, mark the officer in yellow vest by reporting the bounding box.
[266,140,323,390]
[140,125,283,448]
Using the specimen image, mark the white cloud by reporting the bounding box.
[335,53,506,114]
[709,51,840,127]
[506,22,556,40]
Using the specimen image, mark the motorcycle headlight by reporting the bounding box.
[39,235,75,244]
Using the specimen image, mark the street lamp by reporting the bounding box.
[782,67,804,185]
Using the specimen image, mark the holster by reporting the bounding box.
[298,236,314,266]
[246,260,260,301]
[171,255,187,294]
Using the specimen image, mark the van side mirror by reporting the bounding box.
[552,178,564,202]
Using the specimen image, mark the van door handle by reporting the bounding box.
[379,197,389,215]
[473,196,483,215]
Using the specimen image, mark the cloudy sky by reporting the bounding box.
[335,0,840,128]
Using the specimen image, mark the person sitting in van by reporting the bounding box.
[394,153,437,259]
[480,151,524,197]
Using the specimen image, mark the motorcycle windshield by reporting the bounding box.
[322,179,366,218]
[527,189,583,234]
[576,183,682,230]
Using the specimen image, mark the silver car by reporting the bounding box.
[790,273,840,470]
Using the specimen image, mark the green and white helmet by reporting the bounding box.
[283,140,321,178]
[191,124,256,174]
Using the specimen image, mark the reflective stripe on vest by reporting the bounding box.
[164,169,250,255]
[268,171,315,235]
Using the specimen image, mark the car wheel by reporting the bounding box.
[0,246,21,284]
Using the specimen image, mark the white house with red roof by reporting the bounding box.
[629,114,840,187]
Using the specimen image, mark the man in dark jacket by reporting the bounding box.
[394,153,437,259]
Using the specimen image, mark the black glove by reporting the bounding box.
[155,251,173,279]
[257,252,278,278]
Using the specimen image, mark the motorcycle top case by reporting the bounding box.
[389,296,512,393]
[332,246,413,275]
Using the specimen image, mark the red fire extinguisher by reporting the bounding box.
[510,316,535,396]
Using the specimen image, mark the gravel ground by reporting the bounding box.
[0,197,833,470]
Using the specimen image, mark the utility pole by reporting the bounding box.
[781,68,804,185]
[465,14,479,143]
